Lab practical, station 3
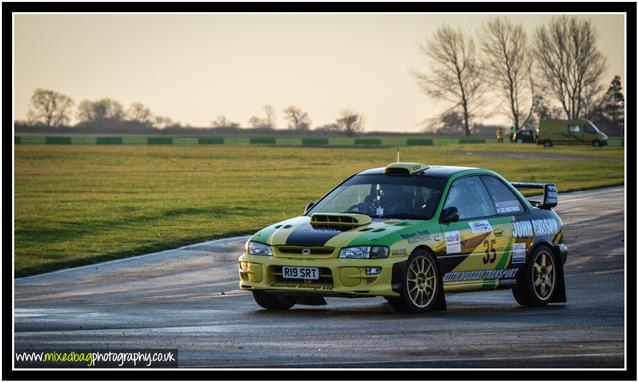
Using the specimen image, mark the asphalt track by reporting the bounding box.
[14,186,625,368]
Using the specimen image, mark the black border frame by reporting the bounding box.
[3,2,636,380]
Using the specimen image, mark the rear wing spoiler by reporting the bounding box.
[510,182,558,210]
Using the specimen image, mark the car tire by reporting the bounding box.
[512,245,558,307]
[252,291,297,310]
[543,140,553,148]
[390,249,443,313]
[516,138,524,144]
[592,140,602,147]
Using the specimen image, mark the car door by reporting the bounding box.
[438,176,506,289]
[567,124,584,144]
[583,123,598,143]
[480,175,529,281]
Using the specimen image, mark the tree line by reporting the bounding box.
[21,90,366,137]
[416,15,624,136]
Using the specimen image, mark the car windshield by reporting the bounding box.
[587,121,601,132]
[308,174,446,220]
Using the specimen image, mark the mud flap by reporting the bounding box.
[433,265,447,311]
[296,296,327,306]
[550,256,567,303]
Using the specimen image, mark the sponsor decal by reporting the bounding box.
[469,220,493,233]
[376,207,384,217]
[400,230,430,244]
[445,231,461,254]
[443,268,519,282]
[532,218,558,237]
[512,243,526,263]
[512,220,533,238]
[512,218,558,238]
[496,206,521,214]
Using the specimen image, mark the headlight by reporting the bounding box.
[339,246,389,259]
[245,241,273,256]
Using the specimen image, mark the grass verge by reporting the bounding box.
[14,144,624,276]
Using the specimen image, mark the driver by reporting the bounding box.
[378,185,413,216]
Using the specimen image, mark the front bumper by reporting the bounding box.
[238,254,406,297]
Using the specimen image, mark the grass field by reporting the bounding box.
[14,144,624,276]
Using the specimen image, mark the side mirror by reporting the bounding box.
[304,202,315,214]
[439,207,459,224]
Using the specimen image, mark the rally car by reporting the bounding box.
[238,162,568,313]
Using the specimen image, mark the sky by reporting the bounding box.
[14,13,625,132]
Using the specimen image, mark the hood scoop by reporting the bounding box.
[310,213,372,228]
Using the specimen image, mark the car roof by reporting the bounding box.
[358,165,481,180]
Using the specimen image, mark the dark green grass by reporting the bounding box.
[14,144,624,276]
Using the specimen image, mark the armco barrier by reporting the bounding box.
[354,138,381,145]
[406,138,433,146]
[45,136,72,145]
[198,137,224,144]
[459,138,485,144]
[302,138,329,146]
[147,137,173,144]
[96,137,123,145]
[15,136,21,144]
[249,137,276,144]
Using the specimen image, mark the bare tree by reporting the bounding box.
[126,102,153,125]
[283,106,311,131]
[336,109,365,137]
[415,24,485,136]
[77,98,124,122]
[210,115,239,129]
[27,89,74,127]
[154,116,174,129]
[248,105,276,129]
[481,17,535,131]
[263,104,276,129]
[534,15,607,120]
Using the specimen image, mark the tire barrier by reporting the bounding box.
[302,138,329,146]
[45,137,72,145]
[198,137,224,144]
[147,137,173,144]
[407,138,434,146]
[249,137,276,144]
[96,137,123,145]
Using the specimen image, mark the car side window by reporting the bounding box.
[443,176,496,220]
[480,176,525,215]
[567,125,582,134]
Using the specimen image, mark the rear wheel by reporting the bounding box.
[390,249,442,313]
[592,140,602,147]
[252,291,297,310]
[512,245,557,307]
[516,138,524,144]
[543,139,553,148]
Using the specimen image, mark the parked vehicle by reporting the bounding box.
[238,162,568,313]
[537,119,608,147]
[513,129,537,144]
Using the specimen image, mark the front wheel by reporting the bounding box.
[592,140,602,147]
[252,291,297,310]
[543,139,553,148]
[391,250,443,313]
[512,245,557,307]
[516,138,524,144]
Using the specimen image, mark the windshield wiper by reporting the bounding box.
[381,213,428,220]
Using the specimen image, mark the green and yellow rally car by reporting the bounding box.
[238,162,568,313]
